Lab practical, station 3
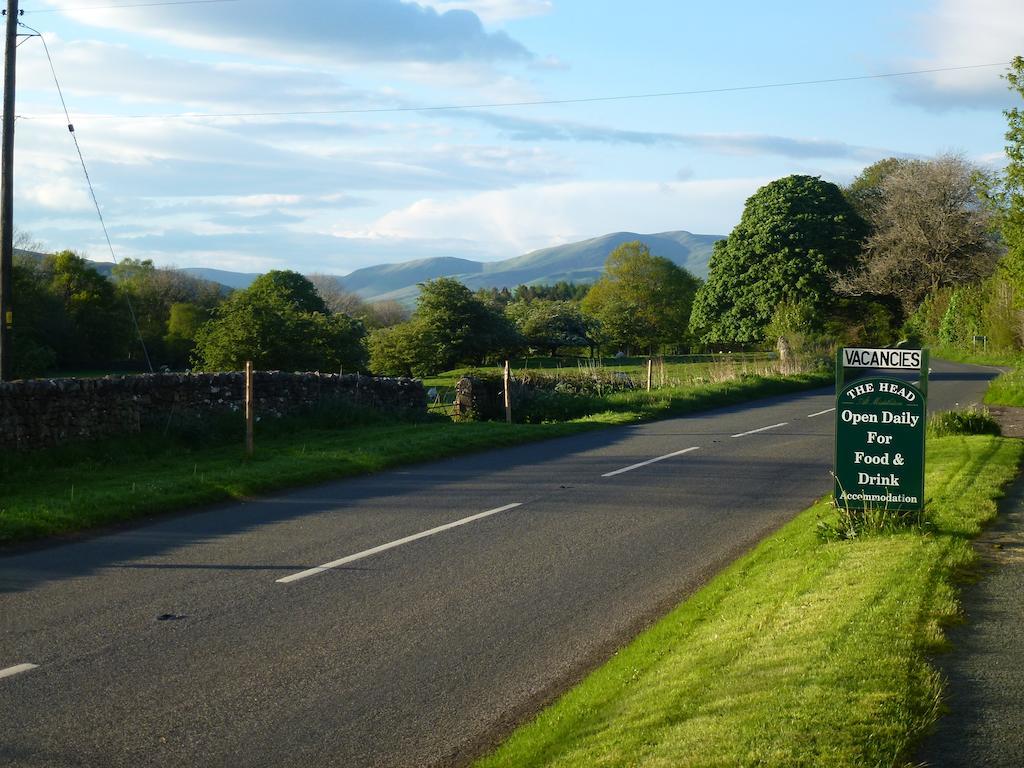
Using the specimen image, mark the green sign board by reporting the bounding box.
[834,360,927,512]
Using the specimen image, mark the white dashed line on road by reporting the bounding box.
[276,503,524,584]
[601,447,700,478]
[0,664,38,680]
[731,422,788,438]
[807,408,836,418]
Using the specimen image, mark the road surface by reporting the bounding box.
[0,360,996,767]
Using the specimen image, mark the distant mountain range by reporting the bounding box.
[333,230,722,304]
[16,230,724,305]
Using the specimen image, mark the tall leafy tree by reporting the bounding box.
[112,258,223,367]
[164,302,210,368]
[247,270,328,314]
[9,257,61,378]
[43,251,132,367]
[580,241,700,354]
[985,56,1024,301]
[690,175,866,343]
[368,278,521,376]
[505,299,594,356]
[835,155,1000,315]
[843,157,907,223]
[192,270,366,372]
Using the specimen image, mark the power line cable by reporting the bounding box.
[24,0,241,13]
[21,20,154,373]
[19,61,1012,122]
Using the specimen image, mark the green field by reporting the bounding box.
[422,353,782,415]
[422,353,775,387]
[475,434,1023,768]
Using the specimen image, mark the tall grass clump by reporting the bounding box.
[928,407,1001,438]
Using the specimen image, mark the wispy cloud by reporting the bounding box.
[893,0,1021,110]
[424,0,553,24]
[18,38,385,114]
[445,110,897,160]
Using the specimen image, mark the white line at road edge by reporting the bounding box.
[277,503,524,584]
[807,408,836,418]
[601,447,700,478]
[0,663,38,680]
[731,422,788,438]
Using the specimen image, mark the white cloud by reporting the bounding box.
[897,0,1022,109]
[370,178,765,256]
[20,176,93,212]
[17,38,372,113]
[424,0,553,24]
[42,0,532,65]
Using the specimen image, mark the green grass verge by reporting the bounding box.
[930,346,1022,368]
[985,367,1024,406]
[475,435,1024,768]
[0,371,828,545]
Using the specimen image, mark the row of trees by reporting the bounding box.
[7,253,402,378]
[367,243,700,376]
[688,153,1005,356]
[9,241,697,379]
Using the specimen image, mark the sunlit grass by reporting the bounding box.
[985,367,1024,406]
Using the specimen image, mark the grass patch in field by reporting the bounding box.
[421,353,776,391]
[0,372,828,545]
[475,435,1023,768]
[985,367,1024,407]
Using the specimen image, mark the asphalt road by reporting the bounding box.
[0,360,997,768]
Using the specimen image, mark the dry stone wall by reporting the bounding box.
[0,372,425,450]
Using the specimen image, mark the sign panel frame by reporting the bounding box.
[833,348,928,513]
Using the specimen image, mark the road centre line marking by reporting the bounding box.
[601,447,700,478]
[807,408,836,418]
[0,663,38,680]
[731,422,788,438]
[276,503,523,584]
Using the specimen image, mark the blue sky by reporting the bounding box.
[10,0,1022,275]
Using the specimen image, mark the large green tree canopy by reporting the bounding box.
[988,56,1024,299]
[368,277,521,377]
[689,175,867,343]
[505,298,593,356]
[192,270,365,372]
[581,241,700,353]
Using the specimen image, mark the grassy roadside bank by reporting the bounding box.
[985,367,1024,406]
[0,371,828,545]
[928,346,1021,368]
[475,435,1023,768]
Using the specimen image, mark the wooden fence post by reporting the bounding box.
[245,360,255,457]
[503,360,512,424]
[647,358,653,392]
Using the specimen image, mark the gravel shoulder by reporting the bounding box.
[918,461,1024,767]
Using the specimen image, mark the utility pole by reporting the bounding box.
[0,0,19,382]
